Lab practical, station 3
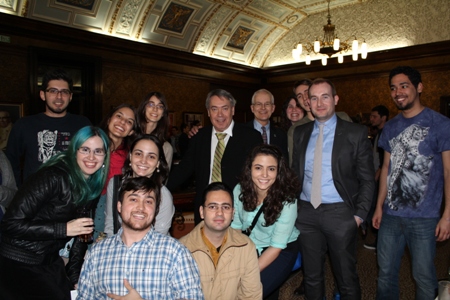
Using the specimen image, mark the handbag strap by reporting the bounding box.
[246,203,265,233]
[112,175,122,234]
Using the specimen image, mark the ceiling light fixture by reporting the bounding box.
[292,0,368,66]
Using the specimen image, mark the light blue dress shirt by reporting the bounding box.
[300,114,344,204]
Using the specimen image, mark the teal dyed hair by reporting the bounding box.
[40,126,110,205]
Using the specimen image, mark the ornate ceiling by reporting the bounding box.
[1,0,449,68]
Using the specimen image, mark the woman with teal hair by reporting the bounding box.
[0,126,110,300]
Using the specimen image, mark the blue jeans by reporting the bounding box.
[376,214,438,300]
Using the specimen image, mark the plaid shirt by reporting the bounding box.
[77,227,204,300]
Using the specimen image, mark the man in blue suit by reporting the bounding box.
[247,89,288,160]
[167,89,262,224]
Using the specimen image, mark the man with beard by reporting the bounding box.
[6,69,91,185]
[77,177,204,299]
[373,66,450,299]
[180,182,262,300]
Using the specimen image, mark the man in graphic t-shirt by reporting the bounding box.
[373,66,450,300]
[6,69,91,185]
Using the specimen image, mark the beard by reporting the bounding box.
[121,214,153,232]
[395,101,414,111]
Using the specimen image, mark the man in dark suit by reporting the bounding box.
[292,78,374,300]
[247,89,288,159]
[167,89,262,224]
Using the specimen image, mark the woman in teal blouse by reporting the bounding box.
[231,144,300,299]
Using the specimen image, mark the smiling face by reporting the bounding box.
[251,154,278,198]
[76,136,106,178]
[295,84,310,112]
[118,189,156,232]
[309,82,339,122]
[145,95,165,125]
[207,95,235,132]
[130,139,160,178]
[251,91,274,126]
[286,98,304,123]
[390,73,422,112]
[200,190,234,234]
[40,79,72,117]
[108,107,135,139]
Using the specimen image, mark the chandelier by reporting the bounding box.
[292,0,367,66]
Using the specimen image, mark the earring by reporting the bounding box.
[102,164,105,168]
[129,163,131,166]
[156,167,160,173]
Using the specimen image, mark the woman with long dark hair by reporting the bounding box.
[231,144,300,298]
[136,92,173,168]
[93,104,136,240]
[0,126,110,299]
[104,134,174,236]
[281,95,305,131]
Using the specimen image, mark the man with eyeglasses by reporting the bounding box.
[180,182,262,300]
[6,69,91,185]
[248,89,288,159]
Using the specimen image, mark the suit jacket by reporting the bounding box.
[167,123,263,223]
[246,120,288,160]
[291,116,375,220]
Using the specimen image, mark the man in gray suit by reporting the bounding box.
[292,78,374,300]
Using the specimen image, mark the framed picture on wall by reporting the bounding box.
[183,112,204,127]
[0,103,23,150]
[168,111,175,127]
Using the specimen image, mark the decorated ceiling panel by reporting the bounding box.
[1,0,450,68]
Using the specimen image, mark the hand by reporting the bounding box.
[354,216,363,227]
[372,207,383,229]
[66,218,94,237]
[188,125,202,138]
[435,216,450,242]
[107,279,143,300]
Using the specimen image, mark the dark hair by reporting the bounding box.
[280,95,304,131]
[293,78,313,93]
[41,126,110,205]
[122,134,169,185]
[201,182,234,207]
[136,92,170,142]
[118,177,161,226]
[100,103,137,150]
[371,105,390,121]
[205,89,237,109]
[180,122,189,131]
[238,144,300,226]
[41,69,73,92]
[389,66,422,89]
[309,78,337,97]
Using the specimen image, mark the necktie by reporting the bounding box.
[311,123,324,209]
[211,133,226,182]
[261,126,267,144]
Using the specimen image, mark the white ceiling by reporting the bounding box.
[1,0,449,68]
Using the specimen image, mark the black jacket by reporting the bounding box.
[0,165,89,286]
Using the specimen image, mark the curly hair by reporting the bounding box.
[238,144,300,226]
[136,92,170,142]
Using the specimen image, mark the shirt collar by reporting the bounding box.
[314,113,337,129]
[253,119,269,131]
[212,120,234,137]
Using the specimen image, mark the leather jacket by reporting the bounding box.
[0,165,90,286]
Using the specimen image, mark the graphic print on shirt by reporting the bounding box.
[37,130,71,163]
[386,124,432,211]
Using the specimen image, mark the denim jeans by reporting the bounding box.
[376,214,438,300]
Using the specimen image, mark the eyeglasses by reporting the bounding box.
[46,88,72,97]
[78,146,106,156]
[253,102,273,109]
[146,102,165,111]
[204,204,233,213]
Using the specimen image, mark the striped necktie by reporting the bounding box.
[261,126,267,144]
[311,123,324,209]
[211,133,227,182]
